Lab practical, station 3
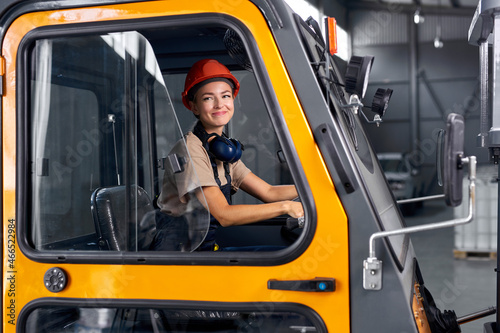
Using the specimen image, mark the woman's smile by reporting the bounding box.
[212,110,228,116]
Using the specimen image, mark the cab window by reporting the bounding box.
[20,19,305,261]
[20,302,325,332]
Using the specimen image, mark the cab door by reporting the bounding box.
[2,0,350,332]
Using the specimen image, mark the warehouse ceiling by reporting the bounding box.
[347,0,477,7]
[344,0,478,15]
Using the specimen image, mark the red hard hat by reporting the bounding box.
[182,59,240,110]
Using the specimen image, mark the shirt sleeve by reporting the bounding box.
[230,159,251,191]
[158,133,221,214]
[176,133,219,197]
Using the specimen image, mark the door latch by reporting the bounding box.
[268,277,335,292]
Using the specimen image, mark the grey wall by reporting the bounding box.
[345,8,485,195]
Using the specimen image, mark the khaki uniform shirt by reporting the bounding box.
[157,131,251,215]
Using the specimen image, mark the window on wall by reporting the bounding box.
[22,20,304,261]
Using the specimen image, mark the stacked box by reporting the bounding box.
[454,165,498,254]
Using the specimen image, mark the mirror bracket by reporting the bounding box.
[359,109,383,127]
[457,153,464,169]
[340,94,363,114]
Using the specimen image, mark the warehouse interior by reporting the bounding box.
[286,0,497,332]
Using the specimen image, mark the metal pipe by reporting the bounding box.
[419,70,447,122]
[492,16,500,134]
[397,194,445,204]
[457,307,496,325]
[479,41,489,148]
[409,16,420,155]
[497,163,500,333]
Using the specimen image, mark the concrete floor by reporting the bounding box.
[407,201,497,333]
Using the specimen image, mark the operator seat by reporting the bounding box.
[90,185,156,251]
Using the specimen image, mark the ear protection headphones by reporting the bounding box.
[208,134,243,163]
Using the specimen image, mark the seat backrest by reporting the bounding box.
[90,185,156,251]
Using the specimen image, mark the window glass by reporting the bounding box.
[380,159,407,173]
[22,304,323,332]
[163,70,293,206]
[162,70,297,250]
[26,23,301,256]
[29,31,209,252]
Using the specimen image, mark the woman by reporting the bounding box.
[154,59,303,251]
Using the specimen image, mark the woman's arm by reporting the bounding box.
[195,185,303,227]
[239,172,298,203]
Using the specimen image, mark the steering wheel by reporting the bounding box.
[286,197,305,230]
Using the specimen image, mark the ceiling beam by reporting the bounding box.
[344,1,475,16]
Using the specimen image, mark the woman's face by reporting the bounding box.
[189,80,234,134]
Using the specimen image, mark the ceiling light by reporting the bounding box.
[413,7,425,24]
[434,36,444,48]
[434,25,443,48]
[434,0,444,48]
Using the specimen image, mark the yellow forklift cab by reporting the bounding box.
[0,0,481,332]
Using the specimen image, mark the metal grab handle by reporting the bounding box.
[363,156,476,291]
[370,155,475,259]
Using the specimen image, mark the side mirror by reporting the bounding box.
[443,113,465,207]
